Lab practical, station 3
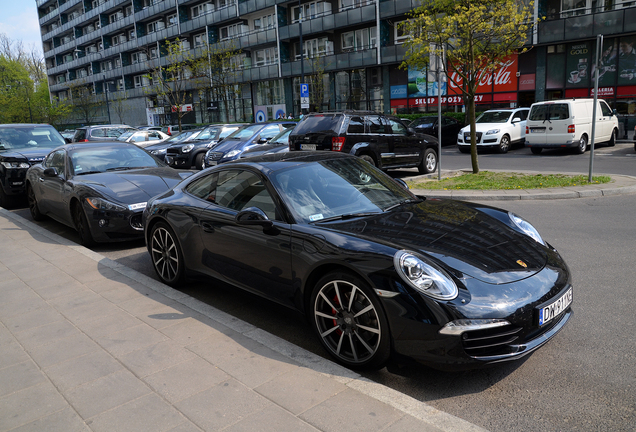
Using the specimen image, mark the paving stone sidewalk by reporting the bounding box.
[0,209,486,432]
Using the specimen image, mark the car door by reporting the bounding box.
[508,110,524,143]
[37,149,70,222]
[442,117,459,145]
[366,115,392,166]
[384,117,420,166]
[195,168,294,304]
[597,100,614,141]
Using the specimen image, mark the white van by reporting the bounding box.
[525,98,618,154]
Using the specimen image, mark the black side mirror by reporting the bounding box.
[64,137,72,143]
[236,207,274,230]
[408,127,416,134]
[43,167,59,177]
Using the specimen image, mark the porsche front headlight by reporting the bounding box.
[394,250,458,301]
[509,212,545,245]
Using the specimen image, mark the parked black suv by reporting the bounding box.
[0,124,66,208]
[165,123,246,170]
[289,111,438,173]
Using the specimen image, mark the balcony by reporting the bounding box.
[281,47,377,76]
[239,63,279,81]
[379,0,417,18]
[538,7,636,43]
[238,0,275,16]
[135,1,178,21]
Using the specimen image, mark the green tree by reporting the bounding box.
[66,78,101,125]
[195,40,243,123]
[144,38,196,132]
[401,0,537,173]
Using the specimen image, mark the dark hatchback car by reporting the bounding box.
[410,116,462,146]
[0,124,67,208]
[26,142,191,246]
[203,122,295,168]
[142,129,203,162]
[289,111,438,174]
[72,124,137,142]
[143,151,572,371]
[165,124,246,170]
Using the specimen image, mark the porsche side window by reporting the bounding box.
[186,172,219,203]
[215,170,278,220]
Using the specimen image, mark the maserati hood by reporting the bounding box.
[77,167,184,205]
[321,199,548,284]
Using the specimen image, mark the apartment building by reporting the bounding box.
[36,0,636,130]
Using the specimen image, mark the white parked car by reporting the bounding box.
[525,98,618,155]
[457,108,530,154]
[116,130,169,145]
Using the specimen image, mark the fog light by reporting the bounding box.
[98,219,108,228]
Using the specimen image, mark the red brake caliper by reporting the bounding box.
[332,295,343,335]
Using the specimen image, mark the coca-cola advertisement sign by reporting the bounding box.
[448,55,518,95]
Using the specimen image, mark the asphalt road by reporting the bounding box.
[9,143,636,432]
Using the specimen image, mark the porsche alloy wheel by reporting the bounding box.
[150,222,184,286]
[311,272,390,369]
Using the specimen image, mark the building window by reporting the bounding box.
[147,20,165,33]
[124,5,133,16]
[194,33,207,47]
[254,47,278,66]
[227,53,248,70]
[254,14,275,30]
[149,47,158,58]
[339,0,372,12]
[341,27,376,52]
[295,37,333,59]
[109,10,123,24]
[191,2,214,18]
[394,21,409,45]
[220,23,247,40]
[112,33,127,46]
[134,75,151,87]
[142,0,163,8]
[167,13,178,27]
[128,29,136,40]
[131,52,148,64]
[292,1,332,23]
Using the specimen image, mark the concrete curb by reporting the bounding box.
[0,208,489,432]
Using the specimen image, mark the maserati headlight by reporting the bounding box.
[181,144,194,153]
[509,212,545,245]
[394,250,458,301]
[225,149,241,158]
[85,197,127,212]
[1,161,30,169]
[485,129,500,135]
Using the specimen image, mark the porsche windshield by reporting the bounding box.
[71,146,162,175]
[0,125,66,150]
[271,157,417,223]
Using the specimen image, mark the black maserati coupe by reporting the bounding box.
[142,152,573,370]
[26,142,192,246]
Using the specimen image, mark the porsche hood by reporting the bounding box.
[322,199,549,284]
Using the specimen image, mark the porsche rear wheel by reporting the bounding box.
[310,272,390,369]
[149,222,185,286]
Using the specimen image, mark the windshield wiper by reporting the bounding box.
[383,198,421,212]
[106,166,143,171]
[315,212,381,223]
[75,170,103,175]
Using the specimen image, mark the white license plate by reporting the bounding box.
[531,128,545,133]
[301,144,317,151]
[538,287,573,326]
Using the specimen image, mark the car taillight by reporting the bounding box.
[526,126,529,134]
[79,139,89,142]
[332,137,345,151]
[568,124,575,133]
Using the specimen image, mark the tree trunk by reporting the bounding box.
[468,96,479,174]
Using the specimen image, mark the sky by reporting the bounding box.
[0,0,44,57]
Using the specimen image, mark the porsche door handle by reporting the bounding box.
[201,222,215,233]
[38,177,45,182]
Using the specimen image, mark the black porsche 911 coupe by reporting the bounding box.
[142,152,573,370]
[26,142,192,246]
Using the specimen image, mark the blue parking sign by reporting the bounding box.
[300,84,309,98]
